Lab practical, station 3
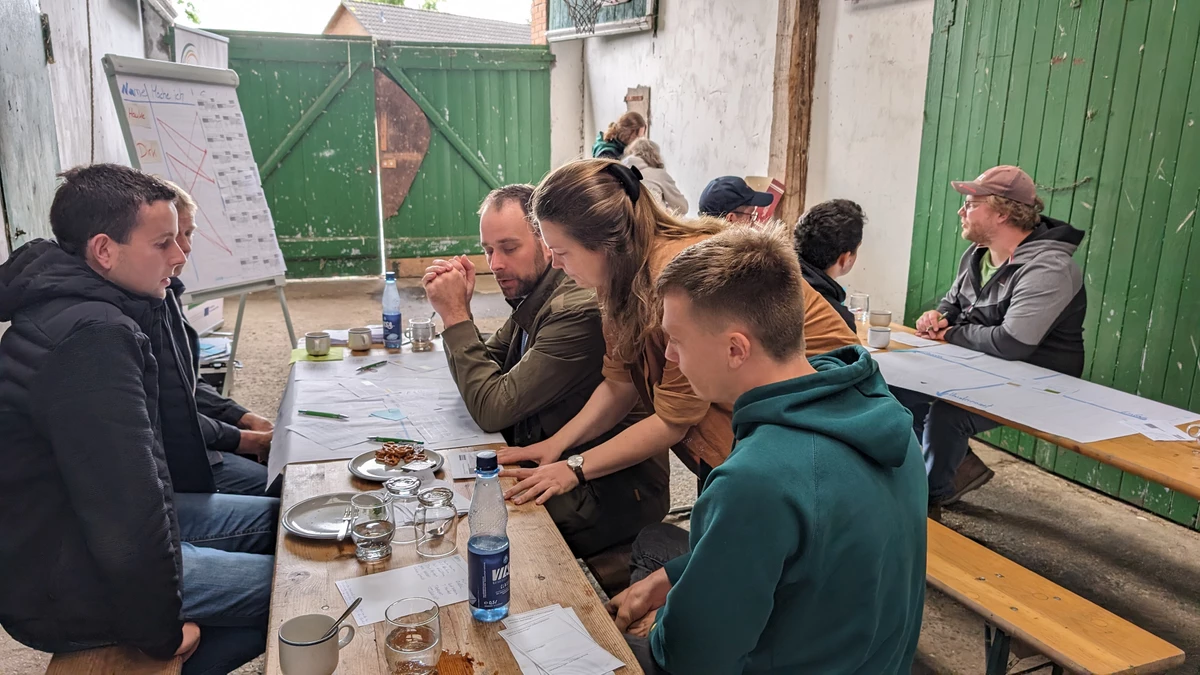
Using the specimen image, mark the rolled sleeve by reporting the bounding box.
[602,341,634,383]
[651,360,711,428]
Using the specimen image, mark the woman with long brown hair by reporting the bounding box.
[498,159,860,505]
[592,111,647,160]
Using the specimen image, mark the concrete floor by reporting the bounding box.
[3,277,1198,674]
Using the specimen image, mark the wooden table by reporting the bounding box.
[858,322,1200,499]
[266,457,643,675]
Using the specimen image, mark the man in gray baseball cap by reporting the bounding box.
[892,165,1087,515]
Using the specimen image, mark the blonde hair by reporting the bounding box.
[603,111,647,146]
[658,222,806,360]
[532,159,725,361]
[159,178,198,217]
[986,194,1044,231]
[623,138,664,169]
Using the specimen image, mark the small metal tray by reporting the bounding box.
[281,492,359,540]
[347,448,444,482]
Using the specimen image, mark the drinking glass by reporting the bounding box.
[415,488,458,558]
[408,318,435,353]
[384,597,441,675]
[349,492,394,563]
[384,476,422,545]
[847,293,870,323]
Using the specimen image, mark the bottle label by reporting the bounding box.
[383,312,402,345]
[469,548,510,609]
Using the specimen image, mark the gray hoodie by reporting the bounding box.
[623,155,689,215]
[937,216,1087,376]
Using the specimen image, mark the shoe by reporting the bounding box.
[942,450,994,505]
[927,501,943,523]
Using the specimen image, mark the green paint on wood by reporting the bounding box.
[1143,483,1174,519]
[1168,493,1199,528]
[1053,446,1080,479]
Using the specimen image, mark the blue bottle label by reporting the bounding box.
[383,312,402,346]
[468,548,510,609]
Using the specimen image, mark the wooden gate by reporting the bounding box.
[906,0,1200,523]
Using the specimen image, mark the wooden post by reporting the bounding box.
[773,0,820,227]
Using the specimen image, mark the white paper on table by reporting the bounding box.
[499,611,624,675]
[287,416,397,451]
[293,355,396,381]
[922,343,984,360]
[341,379,387,399]
[865,345,880,353]
[447,449,482,480]
[1120,419,1196,442]
[335,555,469,626]
[407,409,501,451]
[888,332,941,348]
[503,606,615,675]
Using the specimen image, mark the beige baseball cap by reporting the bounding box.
[952,165,1038,206]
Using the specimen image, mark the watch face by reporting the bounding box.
[568,455,583,469]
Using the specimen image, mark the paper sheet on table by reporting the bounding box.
[293,354,393,381]
[407,409,501,451]
[324,325,383,346]
[1120,419,1196,442]
[371,408,409,421]
[446,449,482,480]
[335,556,469,626]
[499,606,623,675]
[874,346,1199,443]
[888,332,941,348]
[289,347,345,363]
[287,416,392,451]
[503,606,615,675]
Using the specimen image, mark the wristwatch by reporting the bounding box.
[566,454,587,485]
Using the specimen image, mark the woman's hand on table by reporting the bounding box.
[496,440,561,467]
[502,461,578,505]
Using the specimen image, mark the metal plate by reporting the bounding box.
[281,492,359,540]
[347,448,444,482]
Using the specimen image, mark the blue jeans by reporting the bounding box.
[890,387,998,503]
[212,452,280,497]
[174,492,277,675]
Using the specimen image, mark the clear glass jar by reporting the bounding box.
[384,476,422,545]
[415,487,458,558]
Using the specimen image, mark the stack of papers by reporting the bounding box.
[500,605,623,675]
[335,556,469,626]
[323,325,384,346]
[197,337,231,363]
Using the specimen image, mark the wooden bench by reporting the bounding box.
[46,647,181,675]
[928,519,1184,674]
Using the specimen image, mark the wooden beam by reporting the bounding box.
[777,0,820,226]
[258,61,362,181]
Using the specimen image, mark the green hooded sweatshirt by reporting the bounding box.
[650,346,927,674]
[592,132,626,160]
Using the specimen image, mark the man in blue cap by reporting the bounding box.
[697,176,774,222]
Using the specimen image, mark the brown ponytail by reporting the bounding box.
[602,111,647,147]
[531,159,725,361]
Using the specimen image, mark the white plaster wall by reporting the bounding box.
[549,39,585,170]
[43,0,147,170]
[580,0,779,215]
[805,0,935,317]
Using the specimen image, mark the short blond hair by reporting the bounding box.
[656,222,806,361]
[624,138,664,169]
[158,178,197,217]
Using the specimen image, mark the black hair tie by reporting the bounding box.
[604,162,643,203]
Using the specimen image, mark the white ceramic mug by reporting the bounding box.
[348,327,373,351]
[305,331,331,357]
[278,613,355,675]
[868,326,892,349]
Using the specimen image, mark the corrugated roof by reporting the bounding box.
[342,1,531,44]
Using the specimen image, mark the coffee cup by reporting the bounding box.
[305,331,331,357]
[868,326,892,349]
[348,327,373,351]
[869,310,892,327]
[279,613,355,675]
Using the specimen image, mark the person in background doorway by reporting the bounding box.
[622,138,688,214]
[896,165,1086,514]
[793,199,867,331]
[496,158,859,508]
[161,180,277,497]
[0,164,274,675]
[697,176,774,222]
[609,225,926,675]
[593,111,647,160]
[422,184,669,557]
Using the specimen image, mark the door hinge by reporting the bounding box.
[41,14,55,65]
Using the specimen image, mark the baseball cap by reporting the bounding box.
[698,176,775,216]
[951,165,1038,206]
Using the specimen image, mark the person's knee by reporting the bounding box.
[631,523,688,569]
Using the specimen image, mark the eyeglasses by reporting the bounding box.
[962,199,986,211]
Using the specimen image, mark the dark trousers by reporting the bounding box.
[543,468,669,559]
[890,387,999,503]
[622,523,691,674]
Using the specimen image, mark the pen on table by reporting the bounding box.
[298,410,349,420]
[355,360,388,373]
[368,436,423,444]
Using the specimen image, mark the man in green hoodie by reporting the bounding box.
[608,225,927,674]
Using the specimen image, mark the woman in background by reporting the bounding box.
[623,138,688,215]
[592,111,647,160]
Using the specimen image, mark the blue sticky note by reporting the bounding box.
[370,408,408,421]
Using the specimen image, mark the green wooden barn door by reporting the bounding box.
[374,43,553,261]
[223,32,381,278]
[907,0,1200,524]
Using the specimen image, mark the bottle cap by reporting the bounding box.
[385,271,396,281]
[476,450,498,472]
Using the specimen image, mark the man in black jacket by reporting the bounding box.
[793,199,865,331]
[163,183,275,496]
[0,165,274,674]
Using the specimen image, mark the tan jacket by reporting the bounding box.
[602,234,861,469]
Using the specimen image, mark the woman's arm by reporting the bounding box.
[496,378,639,466]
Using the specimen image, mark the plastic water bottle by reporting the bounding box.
[382,272,403,349]
[468,451,510,622]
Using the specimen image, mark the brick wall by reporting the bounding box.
[531,0,548,44]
